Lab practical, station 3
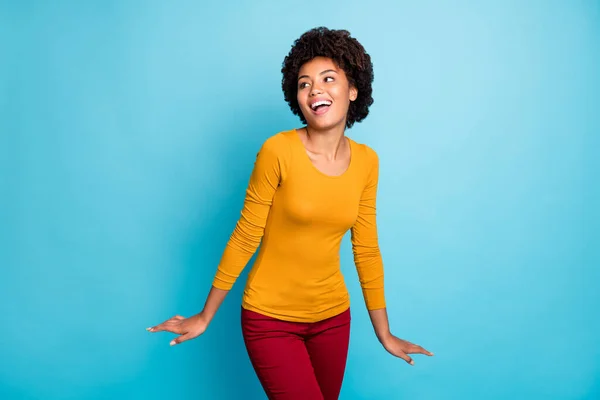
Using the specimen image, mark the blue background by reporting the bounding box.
[1,1,599,399]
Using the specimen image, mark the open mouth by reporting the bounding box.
[310,100,332,115]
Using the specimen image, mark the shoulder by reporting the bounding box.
[260,129,295,155]
[349,138,379,165]
[254,130,295,172]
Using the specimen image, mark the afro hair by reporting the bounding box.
[281,27,375,129]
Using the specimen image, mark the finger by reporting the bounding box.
[421,347,434,356]
[146,316,185,331]
[163,317,183,325]
[146,325,160,332]
[147,324,167,332]
[394,350,414,366]
[147,323,181,333]
[170,332,193,346]
[410,345,434,357]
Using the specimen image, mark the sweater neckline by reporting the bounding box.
[292,128,355,179]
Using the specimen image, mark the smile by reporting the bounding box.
[310,100,332,115]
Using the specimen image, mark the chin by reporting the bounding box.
[304,115,346,131]
[309,120,345,132]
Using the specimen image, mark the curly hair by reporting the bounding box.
[281,27,374,129]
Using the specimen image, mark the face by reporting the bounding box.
[297,56,358,131]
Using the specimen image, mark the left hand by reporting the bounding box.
[381,334,434,366]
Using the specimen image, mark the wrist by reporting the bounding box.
[196,311,212,325]
[376,329,392,344]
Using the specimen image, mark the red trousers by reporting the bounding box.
[241,307,351,400]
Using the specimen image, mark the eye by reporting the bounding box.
[299,82,310,89]
[324,76,335,83]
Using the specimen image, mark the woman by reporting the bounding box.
[147,27,433,400]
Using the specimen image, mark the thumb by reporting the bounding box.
[170,332,193,346]
[397,350,414,366]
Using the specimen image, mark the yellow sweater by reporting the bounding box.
[212,129,386,322]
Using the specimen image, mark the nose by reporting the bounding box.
[310,83,323,96]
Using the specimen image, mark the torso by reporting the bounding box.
[240,129,375,322]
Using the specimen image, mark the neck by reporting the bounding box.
[304,123,347,161]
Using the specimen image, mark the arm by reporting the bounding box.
[198,285,229,325]
[350,149,386,311]
[147,137,284,344]
[368,308,392,343]
[351,149,433,365]
[212,137,283,290]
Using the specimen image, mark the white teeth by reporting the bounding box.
[311,100,332,110]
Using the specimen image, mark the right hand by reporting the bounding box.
[146,313,209,346]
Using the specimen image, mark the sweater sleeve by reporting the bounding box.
[350,148,386,310]
[212,136,284,290]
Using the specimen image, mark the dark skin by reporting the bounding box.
[148,56,434,366]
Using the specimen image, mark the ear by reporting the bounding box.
[349,86,358,102]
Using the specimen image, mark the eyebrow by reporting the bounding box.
[298,69,338,81]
